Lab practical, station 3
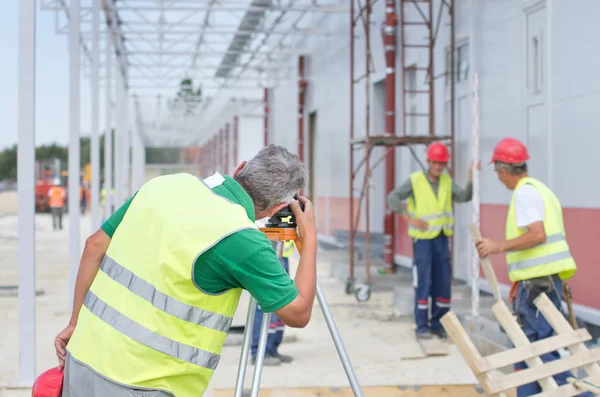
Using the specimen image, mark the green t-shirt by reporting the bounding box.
[101,175,298,313]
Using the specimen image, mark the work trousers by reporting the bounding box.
[63,352,172,397]
[251,257,289,358]
[51,206,63,230]
[412,234,451,332]
[513,278,593,397]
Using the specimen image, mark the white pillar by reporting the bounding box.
[471,74,481,318]
[114,68,123,206]
[123,91,131,198]
[90,0,100,231]
[17,0,36,384]
[68,0,81,311]
[104,26,113,218]
[132,99,144,192]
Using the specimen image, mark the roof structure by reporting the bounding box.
[40,0,347,147]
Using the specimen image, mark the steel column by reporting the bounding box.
[132,103,144,192]
[233,116,239,167]
[225,123,230,174]
[123,90,130,198]
[104,27,113,219]
[114,67,123,206]
[68,0,81,310]
[218,129,224,174]
[263,88,269,146]
[91,0,101,231]
[17,0,36,384]
[298,56,307,164]
[382,0,397,272]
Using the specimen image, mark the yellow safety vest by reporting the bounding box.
[407,171,454,239]
[506,177,577,282]
[282,241,295,258]
[67,173,257,397]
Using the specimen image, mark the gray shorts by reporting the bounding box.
[63,352,173,397]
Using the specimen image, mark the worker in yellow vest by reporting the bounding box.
[54,144,316,397]
[251,240,296,366]
[476,138,582,397]
[388,142,478,340]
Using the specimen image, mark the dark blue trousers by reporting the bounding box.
[514,278,592,397]
[412,234,452,332]
[251,257,289,358]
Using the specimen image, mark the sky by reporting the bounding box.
[1,2,93,151]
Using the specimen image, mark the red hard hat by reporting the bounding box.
[426,142,450,162]
[32,367,63,397]
[490,137,529,164]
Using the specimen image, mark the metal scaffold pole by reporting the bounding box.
[17,0,36,384]
[68,0,81,311]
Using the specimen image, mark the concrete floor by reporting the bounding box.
[0,191,482,396]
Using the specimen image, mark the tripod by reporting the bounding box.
[233,211,364,397]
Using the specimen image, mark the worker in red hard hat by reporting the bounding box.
[475,137,585,397]
[388,141,480,340]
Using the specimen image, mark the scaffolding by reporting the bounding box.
[347,0,455,301]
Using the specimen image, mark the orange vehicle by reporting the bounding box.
[35,159,69,213]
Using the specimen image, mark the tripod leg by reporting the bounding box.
[250,310,271,397]
[316,280,364,397]
[233,297,257,397]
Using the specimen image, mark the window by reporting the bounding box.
[531,34,543,94]
[406,66,417,98]
[445,40,470,85]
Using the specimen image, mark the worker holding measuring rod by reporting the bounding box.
[475,138,588,397]
[387,142,479,340]
[48,144,317,397]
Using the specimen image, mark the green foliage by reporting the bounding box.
[0,129,115,181]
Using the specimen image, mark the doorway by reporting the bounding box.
[308,111,317,204]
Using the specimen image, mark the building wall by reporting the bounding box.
[215,0,600,318]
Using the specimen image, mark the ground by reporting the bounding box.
[0,191,487,396]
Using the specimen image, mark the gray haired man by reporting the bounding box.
[54,144,317,397]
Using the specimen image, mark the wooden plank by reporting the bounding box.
[530,375,600,397]
[486,348,600,393]
[440,312,510,397]
[481,329,592,372]
[417,337,449,356]
[469,223,502,302]
[491,301,559,391]
[213,385,507,397]
[441,312,486,373]
[535,293,600,378]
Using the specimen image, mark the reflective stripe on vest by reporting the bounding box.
[67,173,258,397]
[505,177,577,282]
[100,255,232,333]
[83,290,220,370]
[406,171,454,239]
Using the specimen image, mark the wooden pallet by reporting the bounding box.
[440,223,600,396]
[441,294,600,396]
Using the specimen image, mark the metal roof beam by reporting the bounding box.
[67,5,348,12]
[129,50,274,56]
[101,0,128,83]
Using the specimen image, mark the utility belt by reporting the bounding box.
[513,274,561,327]
[521,274,560,307]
